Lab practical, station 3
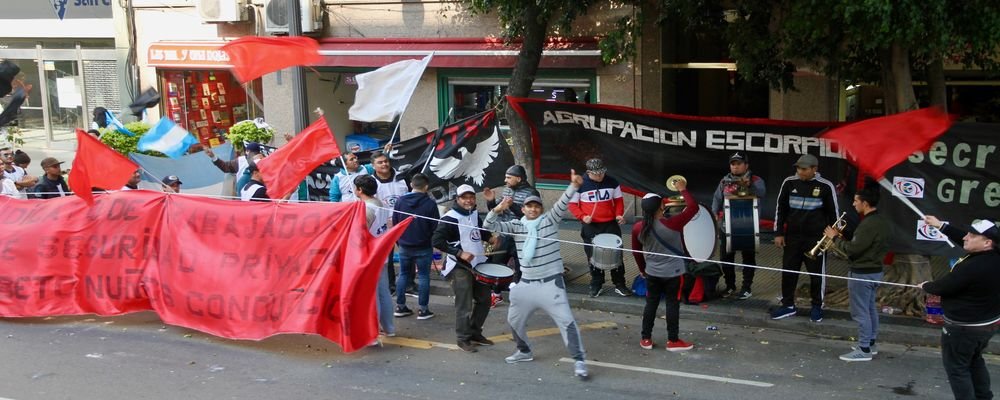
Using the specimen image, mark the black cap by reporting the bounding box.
[162,175,183,186]
[729,152,748,163]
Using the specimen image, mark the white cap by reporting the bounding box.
[456,184,476,196]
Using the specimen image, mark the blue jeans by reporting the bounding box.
[376,262,395,335]
[396,246,432,310]
[848,271,882,348]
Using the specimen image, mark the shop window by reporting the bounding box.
[159,70,260,146]
[444,77,593,126]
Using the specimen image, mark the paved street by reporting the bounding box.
[0,293,992,400]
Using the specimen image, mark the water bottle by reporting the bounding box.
[925,294,944,325]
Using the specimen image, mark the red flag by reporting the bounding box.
[69,129,140,204]
[257,116,341,199]
[222,36,321,83]
[820,107,952,179]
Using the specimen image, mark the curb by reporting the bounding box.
[425,280,1000,354]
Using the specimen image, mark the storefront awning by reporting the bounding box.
[317,37,603,69]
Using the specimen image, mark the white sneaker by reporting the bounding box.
[574,360,589,380]
[504,350,534,364]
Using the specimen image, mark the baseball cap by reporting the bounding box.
[523,195,543,206]
[640,193,663,214]
[585,158,606,174]
[729,152,748,163]
[245,142,262,153]
[40,157,63,169]
[793,154,819,168]
[162,175,183,186]
[456,184,476,196]
[971,219,999,242]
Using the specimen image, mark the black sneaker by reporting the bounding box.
[470,335,495,346]
[416,309,435,320]
[589,287,603,298]
[614,285,633,297]
[393,305,413,317]
[457,341,478,353]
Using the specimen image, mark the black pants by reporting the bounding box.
[780,236,825,307]
[942,324,997,400]
[641,275,683,341]
[448,267,491,342]
[582,221,626,289]
[720,236,757,292]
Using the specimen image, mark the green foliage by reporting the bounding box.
[463,0,601,44]
[226,120,274,152]
[99,122,163,157]
[2,126,24,147]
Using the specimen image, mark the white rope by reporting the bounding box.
[16,190,920,288]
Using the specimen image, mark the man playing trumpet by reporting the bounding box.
[772,154,840,322]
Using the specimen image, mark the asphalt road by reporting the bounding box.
[0,294,994,400]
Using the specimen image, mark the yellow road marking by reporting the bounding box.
[381,321,617,350]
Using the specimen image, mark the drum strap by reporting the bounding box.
[650,227,685,257]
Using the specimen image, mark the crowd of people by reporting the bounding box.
[3,139,997,395]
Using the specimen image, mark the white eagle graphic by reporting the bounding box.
[428,126,501,186]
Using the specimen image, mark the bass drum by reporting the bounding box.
[723,197,760,253]
[683,204,718,262]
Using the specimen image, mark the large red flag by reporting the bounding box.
[69,129,139,204]
[222,36,321,83]
[257,116,341,199]
[820,107,951,179]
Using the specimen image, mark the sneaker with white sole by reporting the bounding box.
[505,350,534,364]
[852,345,877,355]
[614,285,633,297]
[770,306,797,320]
[393,305,413,317]
[640,338,654,350]
[735,290,752,300]
[810,305,823,323]
[839,348,872,362]
[417,309,435,320]
[574,360,589,380]
[667,339,694,352]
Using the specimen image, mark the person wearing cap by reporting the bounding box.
[161,175,182,193]
[28,157,69,199]
[204,142,262,194]
[328,152,369,203]
[240,156,269,202]
[483,164,541,307]
[711,151,766,300]
[568,158,632,298]
[771,153,839,322]
[354,174,396,344]
[632,179,698,352]
[1,147,37,193]
[822,186,890,362]
[431,184,496,353]
[485,169,590,379]
[391,173,440,320]
[919,215,1000,400]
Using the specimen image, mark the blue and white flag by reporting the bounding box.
[105,111,135,136]
[139,117,199,159]
[130,142,235,197]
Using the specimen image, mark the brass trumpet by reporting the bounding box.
[666,175,687,192]
[805,212,848,259]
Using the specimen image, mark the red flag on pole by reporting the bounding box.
[221,36,321,83]
[257,116,341,199]
[69,129,140,204]
[820,107,952,179]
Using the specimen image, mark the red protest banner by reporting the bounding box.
[0,191,407,353]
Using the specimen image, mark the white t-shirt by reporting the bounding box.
[3,165,25,183]
[1,178,23,199]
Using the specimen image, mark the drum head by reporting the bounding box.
[684,204,717,262]
[592,233,622,248]
[474,263,514,278]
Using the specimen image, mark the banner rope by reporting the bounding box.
[21,190,921,288]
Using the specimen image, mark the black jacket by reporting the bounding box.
[922,224,1000,325]
[29,175,70,199]
[392,191,440,248]
[774,173,839,239]
[431,203,491,270]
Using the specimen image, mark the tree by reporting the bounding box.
[462,0,630,182]
[648,0,1000,315]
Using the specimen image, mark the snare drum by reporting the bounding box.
[723,198,760,253]
[472,263,515,286]
[590,233,623,270]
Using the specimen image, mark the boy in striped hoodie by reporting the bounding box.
[484,169,589,380]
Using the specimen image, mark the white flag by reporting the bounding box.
[348,54,433,122]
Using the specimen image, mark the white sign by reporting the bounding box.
[55,77,82,108]
[892,176,926,199]
[916,219,949,242]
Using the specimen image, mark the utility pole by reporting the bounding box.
[287,0,309,133]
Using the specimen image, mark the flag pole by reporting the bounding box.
[878,177,955,248]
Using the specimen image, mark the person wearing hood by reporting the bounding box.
[432,184,496,353]
[919,216,1000,400]
[391,173,440,320]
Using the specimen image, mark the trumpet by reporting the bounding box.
[805,212,848,259]
[666,175,687,192]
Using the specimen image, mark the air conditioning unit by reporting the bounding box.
[264,0,322,34]
[198,0,247,22]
